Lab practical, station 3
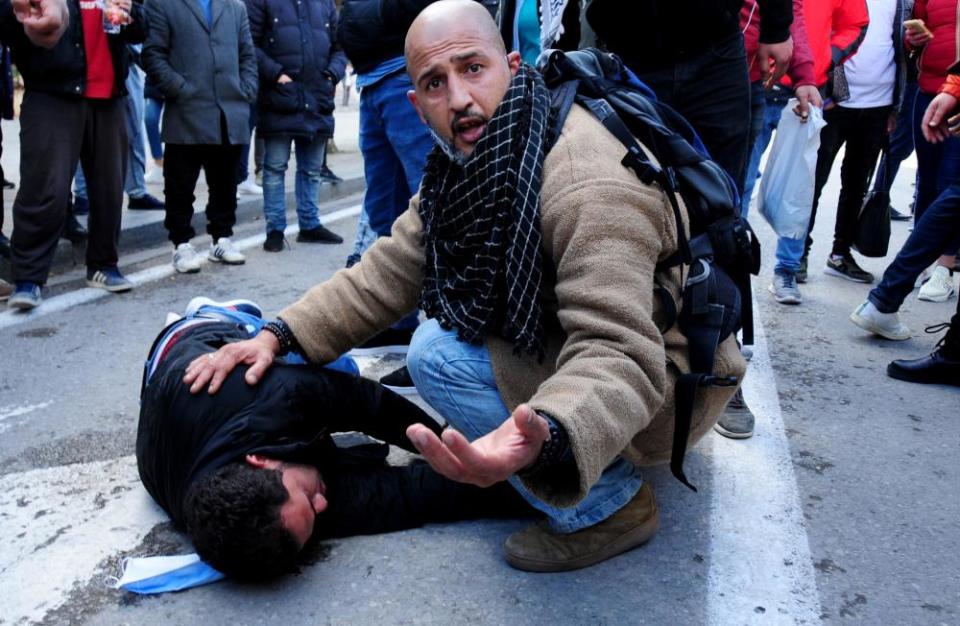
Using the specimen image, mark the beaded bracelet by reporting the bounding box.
[262,318,297,355]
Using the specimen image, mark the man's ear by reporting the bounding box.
[507,50,521,76]
[407,89,428,125]
[245,454,278,469]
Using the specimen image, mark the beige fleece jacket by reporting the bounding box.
[280,105,746,507]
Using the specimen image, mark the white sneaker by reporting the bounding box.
[208,237,246,265]
[917,265,956,302]
[172,242,202,274]
[849,300,911,340]
[144,167,163,184]
[237,178,263,196]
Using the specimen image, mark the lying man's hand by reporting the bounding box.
[406,404,550,487]
[183,332,280,394]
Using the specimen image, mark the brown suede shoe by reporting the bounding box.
[503,482,659,572]
[0,279,12,302]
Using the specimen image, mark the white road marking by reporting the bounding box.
[0,401,52,435]
[0,204,363,332]
[0,455,166,625]
[706,312,821,624]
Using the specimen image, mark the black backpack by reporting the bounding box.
[541,49,761,490]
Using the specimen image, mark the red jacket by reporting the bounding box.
[941,72,960,96]
[802,0,869,87]
[911,0,960,93]
[741,0,816,87]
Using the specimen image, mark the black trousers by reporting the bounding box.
[163,141,242,246]
[806,104,892,258]
[632,33,752,194]
[11,91,127,284]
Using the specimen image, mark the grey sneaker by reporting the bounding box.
[769,272,802,304]
[714,388,755,439]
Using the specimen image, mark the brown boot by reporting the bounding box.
[503,482,659,572]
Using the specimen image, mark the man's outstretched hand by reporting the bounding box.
[406,404,550,487]
[182,332,280,394]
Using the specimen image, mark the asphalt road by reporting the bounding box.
[1,155,958,625]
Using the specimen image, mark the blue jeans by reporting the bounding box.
[742,85,789,218]
[350,205,378,258]
[74,66,149,200]
[262,134,326,233]
[406,318,644,534]
[124,65,148,198]
[873,81,917,195]
[869,184,960,313]
[358,70,433,237]
[144,97,163,161]
[357,70,433,331]
[914,91,960,231]
[236,104,258,183]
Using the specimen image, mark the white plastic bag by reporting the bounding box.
[757,101,827,239]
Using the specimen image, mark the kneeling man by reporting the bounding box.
[186,0,745,572]
[138,298,525,580]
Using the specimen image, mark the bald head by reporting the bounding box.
[403,0,521,159]
[405,0,506,63]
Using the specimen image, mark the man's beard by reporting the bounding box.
[428,125,470,166]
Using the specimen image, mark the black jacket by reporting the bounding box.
[587,0,792,73]
[337,0,496,74]
[246,0,347,138]
[137,322,526,534]
[0,0,146,98]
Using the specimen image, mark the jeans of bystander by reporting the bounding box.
[261,134,326,234]
[868,184,960,313]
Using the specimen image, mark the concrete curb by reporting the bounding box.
[0,176,364,281]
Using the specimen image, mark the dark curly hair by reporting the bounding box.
[183,462,301,581]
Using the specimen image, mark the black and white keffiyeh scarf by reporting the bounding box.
[418,63,552,358]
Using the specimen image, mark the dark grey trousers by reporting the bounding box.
[11,91,127,284]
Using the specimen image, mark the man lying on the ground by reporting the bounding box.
[137,298,528,581]
[185,0,744,573]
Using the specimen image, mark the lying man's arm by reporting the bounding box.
[315,460,532,539]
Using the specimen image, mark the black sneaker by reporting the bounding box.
[72,195,89,216]
[825,254,874,284]
[350,327,414,356]
[380,365,417,396]
[319,165,343,185]
[297,224,343,244]
[62,214,88,244]
[128,193,165,210]
[263,230,285,252]
[796,257,808,284]
[890,206,912,222]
